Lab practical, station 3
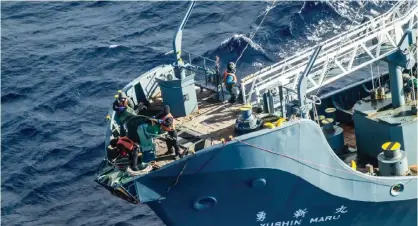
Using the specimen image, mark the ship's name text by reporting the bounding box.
[259,215,341,226]
[256,205,348,226]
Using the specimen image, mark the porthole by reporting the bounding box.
[193,196,217,211]
[251,178,267,188]
[390,183,404,196]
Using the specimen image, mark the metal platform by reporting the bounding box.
[96,3,418,225]
[240,1,418,106]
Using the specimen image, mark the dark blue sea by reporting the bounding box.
[1,1,395,225]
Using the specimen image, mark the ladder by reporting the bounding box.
[240,1,418,105]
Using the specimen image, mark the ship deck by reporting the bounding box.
[110,87,417,177]
[145,91,365,169]
[341,124,356,148]
[148,90,357,169]
[155,88,240,143]
[145,87,242,168]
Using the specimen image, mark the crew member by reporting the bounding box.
[223,62,238,103]
[116,136,140,171]
[113,91,136,126]
[113,91,135,112]
[154,105,183,159]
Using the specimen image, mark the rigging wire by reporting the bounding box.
[235,0,277,66]
[371,64,375,90]
[411,39,417,103]
[415,40,418,105]
[410,70,416,102]
[314,1,369,97]
[377,60,382,87]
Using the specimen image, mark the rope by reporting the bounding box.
[308,94,321,123]
[123,113,159,125]
[156,136,415,202]
[194,144,225,174]
[158,161,188,201]
[410,70,416,102]
[235,0,277,65]
[155,135,414,189]
[232,138,416,187]
[158,144,225,201]
[416,39,418,105]
[177,92,233,127]
[371,63,375,90]
[376,60,382,88]
[312,102,320,125]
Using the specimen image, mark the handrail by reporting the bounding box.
[240,1,418,104]
[241,1,412,84]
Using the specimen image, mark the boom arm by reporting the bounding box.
[298,45,322,119]
[173,1,196,65]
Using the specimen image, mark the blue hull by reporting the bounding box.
[95,1,418,224]
[146,169,417,226]
[134,120,417,226]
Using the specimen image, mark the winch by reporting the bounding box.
[234,105,262,136]
[322,117,345,155]
[377,142,409,176]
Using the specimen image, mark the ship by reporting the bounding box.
[95,1,418,226]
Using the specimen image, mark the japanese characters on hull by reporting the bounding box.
[256,205,348,226]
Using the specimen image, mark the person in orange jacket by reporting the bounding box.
[153,105,184,159]
[223,62,238,103]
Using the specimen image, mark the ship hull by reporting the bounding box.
[146,169,417,226]
[134,120,417,226]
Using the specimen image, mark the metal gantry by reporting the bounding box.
[240,1,418,105]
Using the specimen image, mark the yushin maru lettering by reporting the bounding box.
[94,2,418,226]
[259,206,348,225]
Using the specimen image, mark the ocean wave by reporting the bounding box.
[208,33,273,64]
[219,34,267,55]
[1,1,396,225]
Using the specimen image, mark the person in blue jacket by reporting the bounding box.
[223,62,238,103]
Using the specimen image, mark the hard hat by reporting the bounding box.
[118,92,127,100]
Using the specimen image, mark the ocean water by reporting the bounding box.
[1,1,395,225]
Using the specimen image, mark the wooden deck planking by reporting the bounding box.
[150,88,240,144]
[148,88,241,166]
[340,124,357,148]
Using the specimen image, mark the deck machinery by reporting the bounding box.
[95,2,418,226]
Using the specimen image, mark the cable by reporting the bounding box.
[235,0,277,66]
[158,161,188,201]
[371,63,375,90]
[233,138,416,187]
